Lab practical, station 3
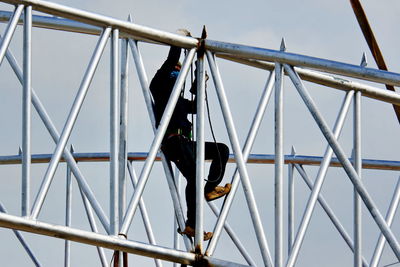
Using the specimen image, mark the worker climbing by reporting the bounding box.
[150,29,231,241]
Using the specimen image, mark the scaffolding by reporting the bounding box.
[0,0,399,266]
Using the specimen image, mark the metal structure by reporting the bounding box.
[0,0,399,266]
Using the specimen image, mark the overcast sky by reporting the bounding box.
[0,0,399,266]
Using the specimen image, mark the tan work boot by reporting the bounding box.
[205,183,232,202]
[178,225,213,241]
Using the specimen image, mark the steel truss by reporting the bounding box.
[0,0,399,266]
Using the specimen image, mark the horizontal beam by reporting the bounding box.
[0,152,399,170]
[1,2,399,90]
[217,54,400,106]
[0,10,159,43]
[206,40,400,87]
[0,212,248,267]
[0,0,197,48]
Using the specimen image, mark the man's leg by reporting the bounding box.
[204,142,229,193]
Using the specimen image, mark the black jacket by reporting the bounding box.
[150,46,196,138]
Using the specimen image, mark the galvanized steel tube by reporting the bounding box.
[0,4,23,65]
[0,203,41,266]
[274,60,284,267]
[285,64,400,264]
[195,55,206,250]
[30,27,112,220]
[0,0,197,48]
[207,51,273,267]
[3,39,110,233]
[120,48,196,235]
[22,5,31,217]
[206,70,275,256]
[294,164,368,267]
[127,162,162,267]
[64,148,72,267]
[110,28,120,236]
[128,37,192,250]
[354,91,362,267]
[118,38,129,227]
[370,177,400,267]
[206,39,400,87]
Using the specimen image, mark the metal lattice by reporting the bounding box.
[0,1,400,266]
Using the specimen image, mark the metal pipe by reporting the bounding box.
[22,4,31,217]
[285,64,400,264]
[128,37,192,250]
[274,56,284,267]
[2,151,400,171]
[285,71,354,266]
[370,177,400,267]
[127,162,162,267]
[0,0,197,48]
[0,212,251,267]
[173,169,181,267]
[207,202,257,266]
[195,53,206,251]
[205,39,400,87]
[0,203,42,266]
[207,51,273,267]
[354,91,362,267]
[30,27,112,220]
[0,4,23,66]
[207,70,275,256]
[288,146,296,254]
[64,146,73,267]
[294,164,369,267]
[77,185,109,267]
[110,28,120,236]
[3,35,111,233]
[216,54,400,107]
[118,38,128,228]
[120,48,196,236]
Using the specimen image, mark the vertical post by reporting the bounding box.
[173,169,181,267]
[110,28,120,237]
[288,146,296,254]
[22,5,32,217]
[274,39,285,267]
[119,37,129,228]
[195,29,206,252]
[353,90,362,267]
[64,146,73,267]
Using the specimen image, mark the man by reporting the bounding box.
[150,30,231,241]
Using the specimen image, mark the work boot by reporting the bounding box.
[178,225,213,241]
[205,183,232,202]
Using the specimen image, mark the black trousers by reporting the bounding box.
[162,135,229,228]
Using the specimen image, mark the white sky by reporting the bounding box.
[0,0,399,266]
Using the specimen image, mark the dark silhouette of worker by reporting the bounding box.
[150,29,231,241]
